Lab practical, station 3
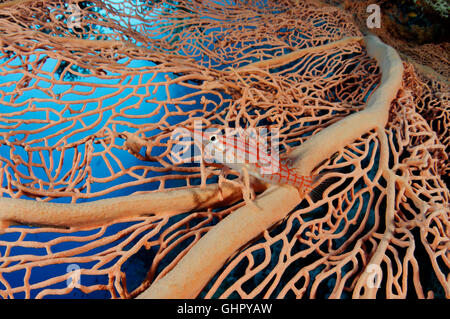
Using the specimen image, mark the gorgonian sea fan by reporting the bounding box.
[0,0,448,299]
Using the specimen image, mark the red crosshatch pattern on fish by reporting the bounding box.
[190,128,317,195]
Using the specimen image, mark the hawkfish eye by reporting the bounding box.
[209,134,218,143]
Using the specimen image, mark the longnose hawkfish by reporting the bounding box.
[187,128,323,208]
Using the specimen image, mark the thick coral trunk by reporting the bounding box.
[137,34,404,299]
[0,179,267,229]
[290,35,404,174]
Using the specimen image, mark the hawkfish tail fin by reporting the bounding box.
[307,171,341,202]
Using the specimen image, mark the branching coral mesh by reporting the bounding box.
[0,0,448,299]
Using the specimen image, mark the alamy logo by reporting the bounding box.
[366,264,382,289]
[66,264,81,288]
[67,3,82,30]
[366,4,381,29]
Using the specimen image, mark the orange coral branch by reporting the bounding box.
[237,36,364,72]
[352,127,396,298]
[289,35,404,175]
[137,34,405,299]
[0,0,35,9]
[0,179,267,229]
